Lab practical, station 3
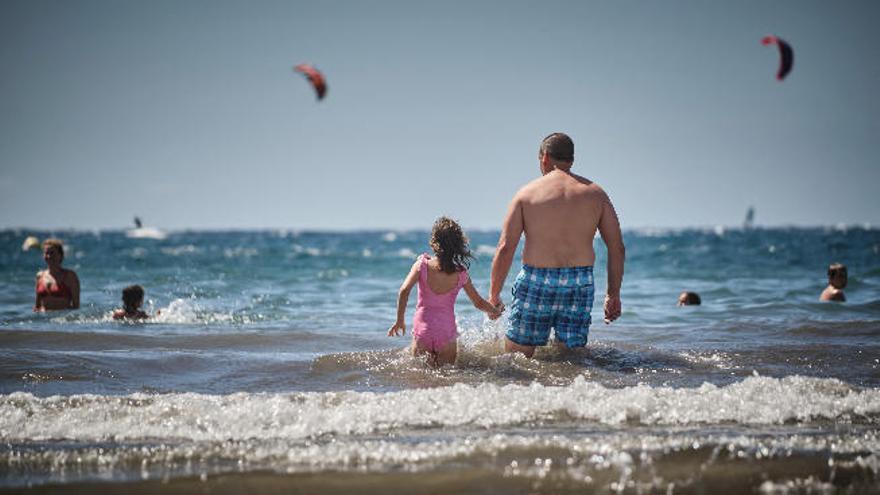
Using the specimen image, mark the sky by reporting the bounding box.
[1,0,878,231]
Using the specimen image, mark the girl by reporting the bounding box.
[388,217,502,366]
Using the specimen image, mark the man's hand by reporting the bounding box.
[388,321,406,336]
[488,300,505,320]
[603,294,621,324]
[488,295,504,320]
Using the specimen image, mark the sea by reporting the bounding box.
[1,227,879,494]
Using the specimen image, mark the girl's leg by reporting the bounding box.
[413,339,438,366]
[434,338,457,366]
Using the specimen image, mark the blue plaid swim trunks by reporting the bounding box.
[506,265,595,348]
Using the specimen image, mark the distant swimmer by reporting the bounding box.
[113,285,150,320]
[34,239,80,311]
[388,217,502,366]
[490,133,625,358]
[820,263,847,302]
[678,291,702,306]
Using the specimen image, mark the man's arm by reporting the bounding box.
[597,193,625,322]
[489,194,524,307]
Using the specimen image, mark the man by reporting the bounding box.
[489,133,625,357]
[820,263,847,302]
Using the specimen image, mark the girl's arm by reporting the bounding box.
[388,260,420,336]
[463,277,502,318]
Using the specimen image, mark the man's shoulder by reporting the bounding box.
[568,172,605,192]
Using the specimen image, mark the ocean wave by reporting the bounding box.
[475,244,496,256]
[2,427,878,491]
[2,376,878,444]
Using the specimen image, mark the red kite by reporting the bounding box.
[761,35,793,81]
[294,64,327,100]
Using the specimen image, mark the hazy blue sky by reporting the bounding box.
[2,0,878,230]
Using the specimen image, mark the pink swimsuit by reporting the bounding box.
[412,254,468,351]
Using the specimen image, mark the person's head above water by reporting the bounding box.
[42,238,64,265]
[122,285,145,311]
[429,216,473,274]
[678,291,701,306]
[827,263,848,289]
[539,132,574,174]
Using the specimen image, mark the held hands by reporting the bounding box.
[603,294,621,324]
[486,301,505,320]
[388,320,406,337]
[487,296,505,320]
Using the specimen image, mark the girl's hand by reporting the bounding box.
[485,301,504,320]
[388,321,406,337]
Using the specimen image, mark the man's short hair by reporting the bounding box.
[679,291,701,305]
[828,263,847,279]
[540,133,574,162]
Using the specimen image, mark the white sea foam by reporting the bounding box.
[4,431,878,478]
[397,248,417,258]
[475,244,496,256]
[382,232,398,242]
[223,246,258,258]
[2,376,878,443]
[148,299,233,325]
[151,298,200,324]
[291,244,322,257]
[160,245,199,256]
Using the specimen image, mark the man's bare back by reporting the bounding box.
[518,170,608,268]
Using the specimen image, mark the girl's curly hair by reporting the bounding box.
[430,216,473,274]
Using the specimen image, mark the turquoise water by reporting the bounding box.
[1,227,879,492]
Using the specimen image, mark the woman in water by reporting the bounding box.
[388,217,502,366]
[34,239,80,311]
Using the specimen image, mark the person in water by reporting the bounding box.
[388,217,502,366]
[113,285,150,320]
[678,291,701,306]
[34,239,80,311]
[820,263,847,302]
[489,133,625,357]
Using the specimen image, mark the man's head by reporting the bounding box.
[677,291,701,306]
[827,263,847,289]
[539,133,574,174]
[122,285,145,310]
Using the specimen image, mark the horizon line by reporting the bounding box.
[1,222,875,235]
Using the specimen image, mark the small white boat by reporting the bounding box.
[126,217,167,240]
[126,227,167,240]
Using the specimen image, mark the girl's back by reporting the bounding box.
[424,257,462,296]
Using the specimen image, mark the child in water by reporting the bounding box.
[388,217,502,366]
[820,263,847,302]
[113,285,150,320]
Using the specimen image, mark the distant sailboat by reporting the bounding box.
[126,216,167,240]
[744,207,755,230]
